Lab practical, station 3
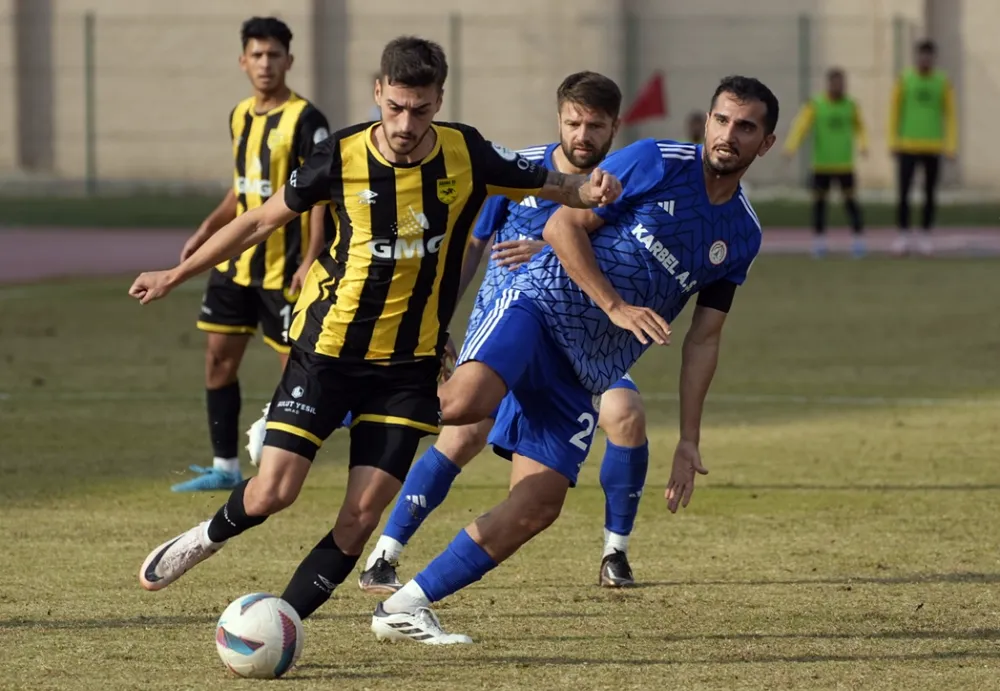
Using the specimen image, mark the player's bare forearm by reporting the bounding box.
[169,193,298,287]
[543,207,624,312]
[537,170,589,207]
[678,306,726,445]
[199,189,238,236]
[458,236,489,301]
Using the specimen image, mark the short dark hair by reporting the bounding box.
[556,71,622,119]
[380,36,448,90]
[917,39,936,54]
[827,67,845,80]
[710,75,780,136]
[240,17,292,53]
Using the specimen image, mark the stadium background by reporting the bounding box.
[0,0,998,214]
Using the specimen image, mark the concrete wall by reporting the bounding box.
[0,0,993,192]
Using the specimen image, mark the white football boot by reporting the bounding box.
[246,403,269,467]
[371,603,473,645]
[139,520,225,591]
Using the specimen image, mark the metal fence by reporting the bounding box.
[0,10,922,194]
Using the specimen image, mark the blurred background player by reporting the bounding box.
[685,111,706,144]
[172,17,333,492]
[783,68,868,258]
[889,39,957,256]
[359,71,649,593]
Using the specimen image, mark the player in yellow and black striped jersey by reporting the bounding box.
[171,17,334,493]
[130,36,621,616]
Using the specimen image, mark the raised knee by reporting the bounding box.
[599,397,647,447]
[245,479,300,516]
[440,383,492,426]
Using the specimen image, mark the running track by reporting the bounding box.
[1,226,999,284]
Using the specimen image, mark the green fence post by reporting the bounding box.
[449,13,461,122]
[84,12,97,196]
[797,13,811,187]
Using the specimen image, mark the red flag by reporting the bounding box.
[622,71,667,125]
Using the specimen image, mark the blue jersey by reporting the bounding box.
[506,139,762,394]
[469,143,559,319]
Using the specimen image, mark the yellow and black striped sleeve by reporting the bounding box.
[462,127,549,201]
[283,135,341,213]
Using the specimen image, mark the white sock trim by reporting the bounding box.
[366,535,405,570]
[212,457,240,474]
[383,580,430,614]
[603,529,630,558]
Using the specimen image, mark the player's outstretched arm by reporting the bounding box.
[665,303,728,513]
[129,190,299,304]
[536,168,622,209]
[543,206,671,345]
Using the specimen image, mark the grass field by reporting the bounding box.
[2,256,1000,689]
[0,193,998,229]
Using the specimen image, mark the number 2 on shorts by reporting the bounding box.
[569,412,596,451]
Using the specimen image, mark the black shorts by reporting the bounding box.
[263,347,442,481]
[196,270,297,353]
[812,172,856,193]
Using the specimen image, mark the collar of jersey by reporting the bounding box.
[364,123,443,169]
[249,90,300,118]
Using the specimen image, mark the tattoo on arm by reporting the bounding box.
[539,170,588,208]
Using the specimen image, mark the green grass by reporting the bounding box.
[0,194,998,228]
[2,257,1000,689]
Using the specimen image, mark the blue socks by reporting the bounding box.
[599,440,649,540]
[383,446,462,545]
[414,529,498,603]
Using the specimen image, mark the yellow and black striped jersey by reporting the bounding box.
[215,91,332,291]
[284,121,548,363]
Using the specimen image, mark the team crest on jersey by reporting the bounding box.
[437,177,458,204]
[709,240,728,265]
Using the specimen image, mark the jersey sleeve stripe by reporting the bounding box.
[738,192,762,232]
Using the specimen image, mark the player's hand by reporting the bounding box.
[288,263,311,297]
[180,230,209,263]
[607,303,671,346]
[581,168,622,207]
[439,335,458,384]
[492,239,546,269]
[665,439,709,513]
[129,270,178,305]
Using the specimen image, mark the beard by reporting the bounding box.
[702,146,753,177]
[560,138,612,170]
[387,128,429,156]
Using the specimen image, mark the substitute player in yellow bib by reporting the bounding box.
[129,36,622,634]
[784,68,868,258]
[173,17,334,493]
[889,39,957,256]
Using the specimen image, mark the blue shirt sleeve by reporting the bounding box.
[592,139,667,224]
[471,195,510,241]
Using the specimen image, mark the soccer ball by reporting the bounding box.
[215,593,304,679]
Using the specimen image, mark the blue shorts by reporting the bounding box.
[608,372,639,393]
[459,289,599,486]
